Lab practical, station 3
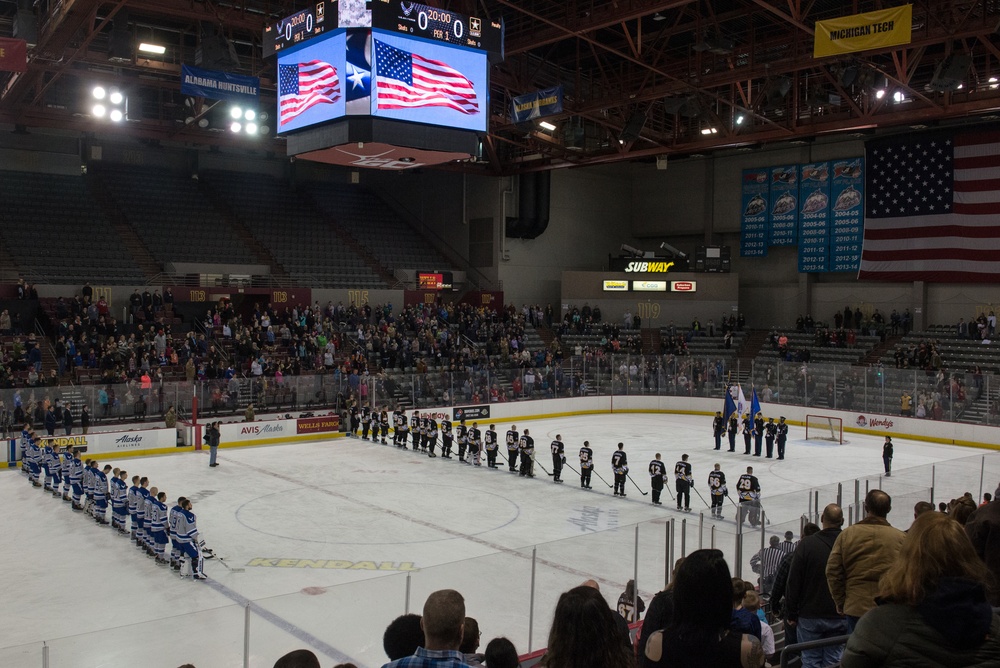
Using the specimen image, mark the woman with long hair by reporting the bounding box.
[842,511,1000,667]
[541,585,635,668]
[644,549,764,668]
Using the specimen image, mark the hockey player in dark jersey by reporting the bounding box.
[361,406,372,440]
[612,443,628,496]
[713,411,726,450]
[410,411,421,450]
[674,454,693,511]
[550,435,565,483]
[736,466,762,527]
[648,453,666,505]
[484,424,499,468]
[518,429,535,477]
[456,420,468,462]
[379,408,390,444]
[427,414,438,457]
[421,413,432,451]
[349,403,360,437]
[506,425,520,472]
[708,463,727,519]
[468,422,482,466]
[440,416,454,458]
[727,414,739,452]
[393,408,405,447]
[764,417,777,458]
[579,441,594,489]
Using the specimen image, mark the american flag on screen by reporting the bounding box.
[373,39,479,114]
[279,60,340,125]
[859,130,1000,282]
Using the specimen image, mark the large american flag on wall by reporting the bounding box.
[859,130,1000,282]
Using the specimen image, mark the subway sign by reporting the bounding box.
[624,261,675,273]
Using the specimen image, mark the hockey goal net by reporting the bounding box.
[805,415,843,444]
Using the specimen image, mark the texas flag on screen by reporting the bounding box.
[278,60,341,126]
[373,39,479,115]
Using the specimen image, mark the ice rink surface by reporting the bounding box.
[4,412,999,668]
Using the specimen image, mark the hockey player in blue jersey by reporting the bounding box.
[68,449,84,510]
[175,498,207,580]
[110,469,128,532]
[127,476,141,541]
[168,496,187,571]
[59,445,72,501]
[136,477,151,553]
[41,439,55,492]
[93,463,111,525]
[143,485,157,555]
[150,491,169,565]
[24,428,41,487]
[82,459,95,514]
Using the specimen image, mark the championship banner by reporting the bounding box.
[829,159,864,272]
[768,166,799,247]
[181,65,260,103]
[511,86,563,123]
[740,169,769,257]
[814,5,912,58]
[0,37,27,73]
[798,162,832,272]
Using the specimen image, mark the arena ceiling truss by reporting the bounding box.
[2,0,1000,174]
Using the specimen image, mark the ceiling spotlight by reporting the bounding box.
[244,109,256,121]
[138,42,166,55]
[197,118,210,128]
[231,107,243,119]
[259,112,269,122]
[875,89,886,99]
[92,104,106,118]
[735,114,746,125]
[991,77,999,90]
[538,120,556,131]
[109,90,123,105]
[259,125,270,135]
[92,86,106,100]
[231,121,242,133]
[246,122,258,134]
[110,109,123,122]
[700,127,718,135]
[893,91,905,103]
[652,12,666,21]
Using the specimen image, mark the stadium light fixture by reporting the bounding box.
[138,42,166,55]
[893,91,906,103]
[538,120,556,131]
[92,86,106,100]
[244,109,256,121]
[990,76,999,90]
[230,121,242,133]
[109,90,123,105]
[735,114,746,125]
[230,106,243,119]
[875,88,886,99]
[110,109,124,122]
[700,127,718,135]
[246,122,258,134]
[92,104,106,118]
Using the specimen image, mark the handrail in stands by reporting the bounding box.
[779,634,849,668]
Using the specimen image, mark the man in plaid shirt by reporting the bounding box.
[382,589,473,668]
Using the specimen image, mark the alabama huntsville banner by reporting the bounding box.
[181,65,261,103]
[814,4,912,58]
[511,86,564,123]
[768,166,799,246]
[859,129,1000,282]
[798,162,832,272]
[740,169,769,257]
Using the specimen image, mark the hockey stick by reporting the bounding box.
[534,456,550,476]
[592,469,614,489]
[693,486,711,508]
[216,556,245,574]
[757,500,773,525]
[627,473,649,496]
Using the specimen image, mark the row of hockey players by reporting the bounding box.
[19,424,212,580]
[349,409,765,524]
[712,412,789,459]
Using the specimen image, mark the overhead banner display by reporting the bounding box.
[740,169,769,257]
[511,86,564,123]
[603,280,628,291]
[181,65,261,103]
[768,166,799,246]
[0,37,27,73]
[814,5,912,58]
[830,160,865,272]
[798,161,833,272]
[632,280,667,292]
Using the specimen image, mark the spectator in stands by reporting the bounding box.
[644,549,764,668]
[981,493,993,507]
[826,490,906,632]
[62,403,73,435]
[842,512,1000,667]
[0,309,10,334]
[80,405,90,434]
[965,493,1000,606]
[382,614,424,661]
[741,593,773,660]
[382,589,469,668]
[483,638,519,668]
[539,584,634,668]
[786,505,846,668]
[770,523,820,648]
[460,617,484,666]
[730,579,762,641]
[272,649,320,668]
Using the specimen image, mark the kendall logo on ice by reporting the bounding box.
[115,434,145,449]
[241,423,286,436]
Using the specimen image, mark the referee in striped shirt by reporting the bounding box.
[751,535,788,594]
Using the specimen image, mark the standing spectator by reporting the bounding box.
[644,549,765,668]
[44,405,56,436]
[206,421,221,468]
[381,589,471,668]
[164,405,177,429]
[459,617,484,666]
[786,505,847,668]
[382,614,424,662]
[62,403,73,435]
[483,638,519,668]
[842,512,1000,667]
[540,584,634,668]
[617,578,645,623]
[826,490,906,632]
[80,405,90,434]
[770,523,820,649]
[965,493,1000,606]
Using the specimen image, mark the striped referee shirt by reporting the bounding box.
[751,546,788,583]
